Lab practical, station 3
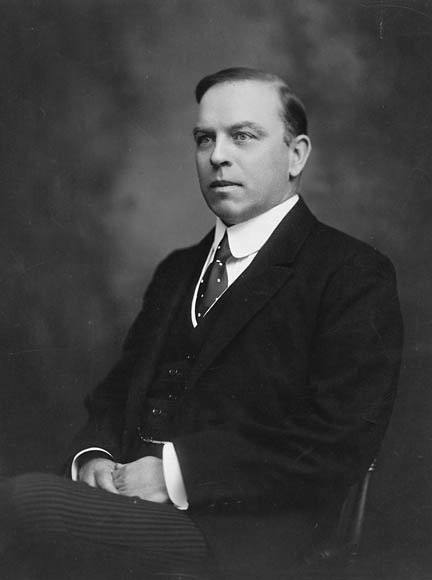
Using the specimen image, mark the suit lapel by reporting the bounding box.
[189,198,317,388]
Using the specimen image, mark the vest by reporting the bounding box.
[127,281,220,459]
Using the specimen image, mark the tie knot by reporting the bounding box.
[214,232,232,264]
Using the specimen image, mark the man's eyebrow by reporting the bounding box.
[192,122,267,137]
[229,122,267,135]
[192,126,213,137]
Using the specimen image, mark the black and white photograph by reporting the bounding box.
[0,1,431,579]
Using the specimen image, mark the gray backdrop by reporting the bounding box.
[1,1,431,577]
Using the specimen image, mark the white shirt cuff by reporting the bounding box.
[163,442,189,510]
[70,447,113,481]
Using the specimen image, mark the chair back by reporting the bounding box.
[335,458,377,561]
[303,458,377,571]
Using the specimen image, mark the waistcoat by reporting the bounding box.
[129,281,221,459]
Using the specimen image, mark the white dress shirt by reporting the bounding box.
[191,195,299,326]
[72,195,299,510]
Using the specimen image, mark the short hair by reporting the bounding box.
[195,67,308,138]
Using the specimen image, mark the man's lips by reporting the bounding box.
[210,180,241,188]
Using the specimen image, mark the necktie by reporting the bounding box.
[195,232,232,321]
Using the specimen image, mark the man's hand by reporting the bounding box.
[78,457,119,495]
[112,456,169,503]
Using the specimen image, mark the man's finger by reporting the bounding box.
[111,466,124,483]
[95,468,120,494]
[78,467,96,488]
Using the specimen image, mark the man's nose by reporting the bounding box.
[210,137,231,168]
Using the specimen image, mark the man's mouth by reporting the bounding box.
[210,180,241,188]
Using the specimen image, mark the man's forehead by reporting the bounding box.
[196,80,283,127]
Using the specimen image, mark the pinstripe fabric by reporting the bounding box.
[1,473,211,579]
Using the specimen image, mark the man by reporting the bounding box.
[0,68,403,580]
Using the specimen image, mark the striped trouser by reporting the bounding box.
[0,472,212,580]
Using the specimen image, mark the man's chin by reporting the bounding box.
[205,199,247,226]
[210,204,249,227]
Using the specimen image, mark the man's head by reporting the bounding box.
[193,67,311,225]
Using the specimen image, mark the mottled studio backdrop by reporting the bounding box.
[1,0,431,576]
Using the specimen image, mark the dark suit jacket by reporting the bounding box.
[70,198,403,577]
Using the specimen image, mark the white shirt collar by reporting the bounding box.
[213,195,299,258]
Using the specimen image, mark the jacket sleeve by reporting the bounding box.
[64,251,180,467]
[173,251,404,510]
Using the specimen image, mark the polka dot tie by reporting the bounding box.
[195,232,232,322]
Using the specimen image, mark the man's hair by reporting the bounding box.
[195,67,308,139]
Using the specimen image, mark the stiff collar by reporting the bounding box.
[213,195,299,259]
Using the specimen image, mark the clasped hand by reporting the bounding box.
[79,456,169,503]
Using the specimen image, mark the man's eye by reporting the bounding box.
[195,134,212,146]
[233,132,254,142]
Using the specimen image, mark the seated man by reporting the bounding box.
[0,67,403,580]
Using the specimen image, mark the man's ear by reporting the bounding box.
[287,134,312,179]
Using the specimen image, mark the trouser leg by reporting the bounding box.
[0,472,211,580]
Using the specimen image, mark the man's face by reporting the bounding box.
[194,80,296,225]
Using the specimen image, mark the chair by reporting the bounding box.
[302,459,377,575]
[333,458,377,563]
